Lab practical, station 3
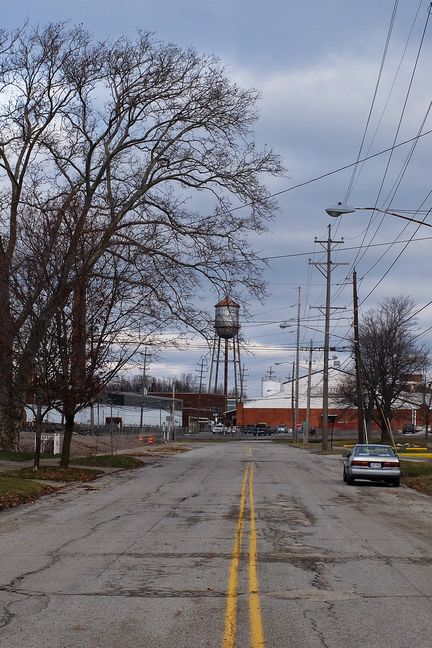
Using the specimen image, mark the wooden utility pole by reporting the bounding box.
[304,341,313,445]
[139,347,148,434]
[196,356,207,432]
[353,271,365,443]
[291,361,295,437]
[171,384,176,441]
[311,225,346,451]
[294,287,301,442]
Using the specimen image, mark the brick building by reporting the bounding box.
[150,392,226,430]
[236,369,429,432]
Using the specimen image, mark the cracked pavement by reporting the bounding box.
[1,443,432,647]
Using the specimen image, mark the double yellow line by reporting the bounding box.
[223,463,265,648]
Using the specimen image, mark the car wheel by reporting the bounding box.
[346,472,355,485]
[392,478,400,487]
[343,467,347,482]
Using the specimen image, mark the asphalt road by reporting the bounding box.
[1,442,432,648]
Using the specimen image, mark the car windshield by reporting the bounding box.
[354,445,395,457]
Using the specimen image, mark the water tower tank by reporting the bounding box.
[214,297,240,339]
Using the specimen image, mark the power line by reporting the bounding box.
[330,4,432,305]
[344,0,400,202]
[345,0,424,202]
[260,233,432,261]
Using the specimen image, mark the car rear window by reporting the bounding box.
[354,446,395,457]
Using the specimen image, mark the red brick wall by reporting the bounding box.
[237,403,422,431]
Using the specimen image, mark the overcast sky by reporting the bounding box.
[6,1,432,396]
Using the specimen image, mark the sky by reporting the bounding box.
[5,1,432,397]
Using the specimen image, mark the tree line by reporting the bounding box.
[112,373,204,394]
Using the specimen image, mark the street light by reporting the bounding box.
[326,202,432,443]
[325,203,432,228]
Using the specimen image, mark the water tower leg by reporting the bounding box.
[214,336,221,393]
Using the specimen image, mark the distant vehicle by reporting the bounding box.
[343,444,400,487]
[255,423,271,436]
[402,423,416,434]
[212,423,226,435]
[242,425,256,434]
[276,425,288,433]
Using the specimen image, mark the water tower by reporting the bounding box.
[208,297,242,414]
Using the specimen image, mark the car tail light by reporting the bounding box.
[352,460,369,466]
[383,461,399,467]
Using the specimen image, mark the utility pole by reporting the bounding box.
[291,360,295,438]
[224,338,229,422]
[311,225,346,451]
[139,347,148,434]
[240,364,247,401]
[353,270,365,443]
[171,384,176,441]
[304,341,313,445]
[294,287,301,442]
[195,356,207,432]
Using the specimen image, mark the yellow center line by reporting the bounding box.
[248,466,265,647]
[223,465,249,648]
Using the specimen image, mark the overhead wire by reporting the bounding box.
[345,0,423,202]
[329,2,432,312]
[359,6,430,252]
[343,0,401,203]
[325,3,432,359]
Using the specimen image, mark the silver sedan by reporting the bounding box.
[343,444,400,487]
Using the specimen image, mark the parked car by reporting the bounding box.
[254,422,271,436]
[343,444,400,487]
[212,423,226,435]
[276,425,288,434]
[241,425,256,434]
[402,423,416,434]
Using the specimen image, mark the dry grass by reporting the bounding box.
[399,460,432,495]
[0,475,56,510]
[5,466,103,483]
[70,455,144,469]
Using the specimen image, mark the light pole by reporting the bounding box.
[326,202,432,443]
[325,203,432,228]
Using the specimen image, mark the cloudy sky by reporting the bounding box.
[6,1,432,396]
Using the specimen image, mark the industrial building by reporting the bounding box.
[236,369,430,433]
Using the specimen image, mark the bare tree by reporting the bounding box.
[334,296,429,443]
[332,372,375,439]
[41,253,169,466]
[0,24,283,449]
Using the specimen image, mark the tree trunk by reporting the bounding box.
[0,275,18,450]
[0,399,25,452]
[60,412,75,468]
[33,399,43,471]
[366,416,373,441]
[379,412,392,444]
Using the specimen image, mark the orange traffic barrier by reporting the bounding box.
[136,434,144,441]
[146,435,155,445]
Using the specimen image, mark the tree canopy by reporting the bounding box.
[0,23,283,451]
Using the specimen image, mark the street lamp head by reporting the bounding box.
[279,322,292,329]
[325,203,356,218]
[325,203,432,228]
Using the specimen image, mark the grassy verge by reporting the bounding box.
[399,460,432,496]
[70,454,144,469]
[5,466,103,482]
[0,475,56,510]
[0,450,55,461]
